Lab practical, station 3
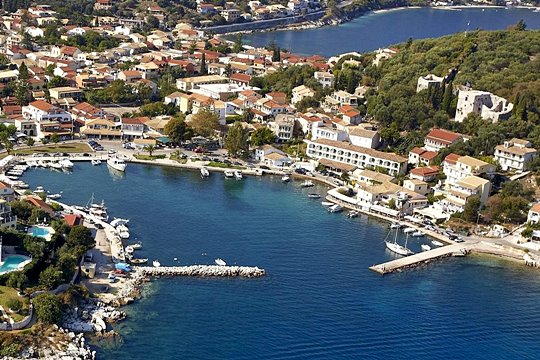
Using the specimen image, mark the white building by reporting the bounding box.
[442,154,495,189]
[314,71,334,88]
[455,89,513,123]
[424,128,463,152]
[494,138,537,172]
[416,74,444,93]
[441,175,491,213]
[348,127,380,149]
[254,144,292,167]
[270,115,295,142]
[306,138,408,176]
[527,203,540,224]
[291,85,315,105]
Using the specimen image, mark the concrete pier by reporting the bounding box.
[370,244,470,275]
[139,265,266,278]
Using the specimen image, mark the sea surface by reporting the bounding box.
[22,163,540,359]
[241,7,540,56]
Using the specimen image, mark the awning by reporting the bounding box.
[319,158,356,172]
[157,136,170,144]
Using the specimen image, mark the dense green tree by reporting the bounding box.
[39,266,64,290]
[224,122,249,157]
[6,272,28,290]
[164,114,193,143]
[250,127,276,146]
[190,108,220,137]
[200,53,207,75]
[67,225,94,250]
[33,293,62,324]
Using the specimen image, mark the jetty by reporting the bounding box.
[139,265,266,278]
[370,243,470,275]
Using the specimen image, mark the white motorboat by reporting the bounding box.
[125,245,134,254]
[152,260,161,267]
[321,201,334,207]
[308,193,321,199]
[281,175,291,182]
[348,210,359,218]
[129,241,142,250]
[129,257,148,265]
[91,159,102,166]
[107,156,127,172]
[328,204,343,213]
[403,227,416,234]
[390,222,402,229]
[37,160,48,167]
[411,230,424,237]
[110,218,129,227]
[59,159,74,169]
[118,231,130,239]
[47,193,62,200]
[385,228,414,256]
[34,186,45,193]
[300,180,314,187]
[215,258,226,266]
[88,197,109,222]
[431,240,444,247]
[421,244,432,251]
[200,167,210,178]
[26,160,38,167]
[224,170,234,178]
[14,182,29,189]
[116,224,129,233]
[234,170,243,180]
[49,161,63,170]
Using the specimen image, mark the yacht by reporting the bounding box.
[200,167,210,178]
[91,159,102,166]
[328,204,343,213]
[385,228,414,256]
[403,227,416,234]
[321,201,334,207]
[49,161,63,170]
[215,258,226,266]
[348,210,359,218]
[421,244,432,252]
[88,198,109,222]
[300,180,314,187]
[110,218,129,227]
[281,174,291,182]
[224,170,234,178]
[308,193,321,199]
[107,156,127,172]
[47,193,62,200]
[431,240,444,247]
[118,230,130,239]
[59,159,74,169]
[34,186,45,193]
[234,170,243,180]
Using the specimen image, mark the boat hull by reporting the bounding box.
[385,241,414,256]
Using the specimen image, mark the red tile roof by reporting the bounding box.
[64,214,83,226]
[410,165,440,176]
[426,128,462,145]
[444,153,461,165]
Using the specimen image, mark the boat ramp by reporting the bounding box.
[369,243,470,275]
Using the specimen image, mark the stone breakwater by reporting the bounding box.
[139,265,266,278]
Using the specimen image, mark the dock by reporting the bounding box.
[369,243,470,275]
[139,265,266,278]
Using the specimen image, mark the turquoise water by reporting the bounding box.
[0,255,29,274]
[241,7,540,56]
[21,163,540,359]
[31,226,50,238]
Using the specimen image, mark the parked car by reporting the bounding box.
[259,165,270,170]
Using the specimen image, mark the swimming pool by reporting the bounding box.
[0,255,31,274]
[28,225,55,241]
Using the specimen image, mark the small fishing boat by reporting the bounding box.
[129,241,142,250]
[91,159,102,166]
[431,240,444,247]
[200,167,210,178]
[348,210,359,218]
[421,244,432,251]
[129,257,148,265]
[107,156,127,172]
[234,170,243,180]
[411,230,424,237]
[224,170,234,178]
[300,180,314,187]
[281,174,291,183]
[153,260,161,267]
[308,193,321,199]
[46,193,62,200]
[328,204,343,213]
[321,201,334,207]
[403,227,416,234]
[215,258,226,266]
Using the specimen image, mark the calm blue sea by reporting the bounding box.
[22,163,540,359]
[241,7,540,56]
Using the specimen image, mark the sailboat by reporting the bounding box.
[385,228,414,256]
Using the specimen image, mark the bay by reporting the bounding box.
[21,163,540,359]
[241,7,540,56]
